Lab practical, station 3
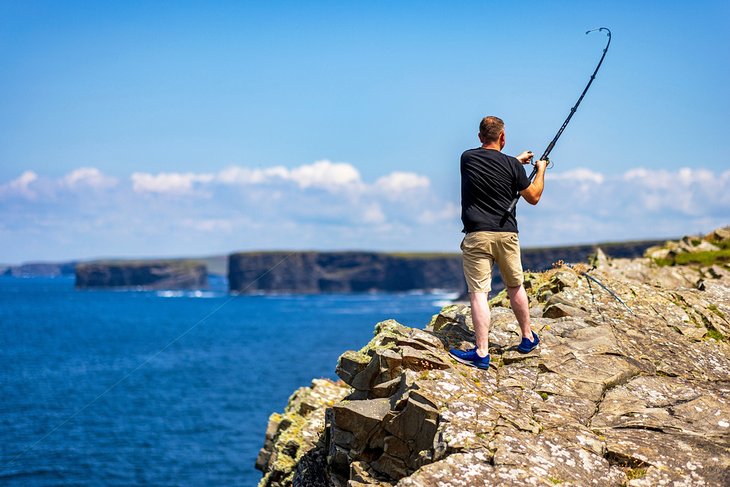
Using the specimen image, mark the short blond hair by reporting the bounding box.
[479,116,504,143]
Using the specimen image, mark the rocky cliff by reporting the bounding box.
[256,227,730,486]
[75,260,208,290]
[228,252,465,294]
[1,261,77,277]
[229,242,664,295]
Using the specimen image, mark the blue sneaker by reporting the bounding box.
[449,347,491,369]
[517,331,540,353]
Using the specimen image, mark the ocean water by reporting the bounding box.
[0,276,452,486]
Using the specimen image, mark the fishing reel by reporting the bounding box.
[530,156,555,170]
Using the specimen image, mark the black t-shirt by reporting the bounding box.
[460,148,531,233]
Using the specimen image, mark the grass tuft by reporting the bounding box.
[625,467,647,480]
[654,249,730,267]
[706,328,726,341]
[707,304,726,319]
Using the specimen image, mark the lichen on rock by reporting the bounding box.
[256,379,350,487]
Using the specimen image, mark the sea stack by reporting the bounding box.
[75,260,207,290]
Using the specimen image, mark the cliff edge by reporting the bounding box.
[256,227,730,486]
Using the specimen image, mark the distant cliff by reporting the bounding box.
[75,261,207,290]
[228,252,465,294]
[228,242,665,295]
[2,261,77,277]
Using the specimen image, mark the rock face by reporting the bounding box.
[229,242,663,295]
[256,228,730,486]
[228,252,466,294]
[75,261,208,290]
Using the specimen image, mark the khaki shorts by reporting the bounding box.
[461,231,524,293]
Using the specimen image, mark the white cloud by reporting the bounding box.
[3,162,728,262]
[418,202,460,224]
[362,203,386,224]
[375,171,430,193]
[546,168,604,184]
[217,165,289,184]
[287,160,361,190]
[62,167,117,190]
[619,167,730,215]
[624,167,722,187]
[216,160,362,192]
[131,171,215,195]
[0,171,39,199]
[182,218,235,232]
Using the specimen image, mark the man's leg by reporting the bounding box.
[507,284,534,342]
[469,291,491,357]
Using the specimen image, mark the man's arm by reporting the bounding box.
[520,159,547,205]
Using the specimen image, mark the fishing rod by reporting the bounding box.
[505,27,612,215]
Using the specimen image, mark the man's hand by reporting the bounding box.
[520,159,548,205]
[515,151,534,164]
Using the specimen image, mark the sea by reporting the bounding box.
[0,276,454,486]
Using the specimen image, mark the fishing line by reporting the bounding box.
[504,27,612,216]
[1,252,294,472]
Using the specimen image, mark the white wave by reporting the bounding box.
[156,290,221,298]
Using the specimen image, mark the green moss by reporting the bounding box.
[654,249,730,267]
[539,392,549,400]
[488,289,509,308]
[625,467,647,480]
[340,349,371,366]
[708,238,730,250]
[707,304,726,319]
[353,320,404,356]
[706,328,726,341]
[548,477,563,484]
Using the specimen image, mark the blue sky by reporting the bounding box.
[1,1,728,263]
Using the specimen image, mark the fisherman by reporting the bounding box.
[449,116,547,369]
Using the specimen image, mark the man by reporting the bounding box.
[449,116,547,369]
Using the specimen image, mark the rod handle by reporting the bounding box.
[504,164,539,215]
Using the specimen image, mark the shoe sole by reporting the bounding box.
[450,353,491,370]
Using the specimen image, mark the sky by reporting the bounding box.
[1,0,728,263]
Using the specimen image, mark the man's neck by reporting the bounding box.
[481,143,501,151]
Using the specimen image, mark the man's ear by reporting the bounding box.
[478,132,484,143]
[499,131,506,148]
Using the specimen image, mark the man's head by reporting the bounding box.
[478,116,505,149]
